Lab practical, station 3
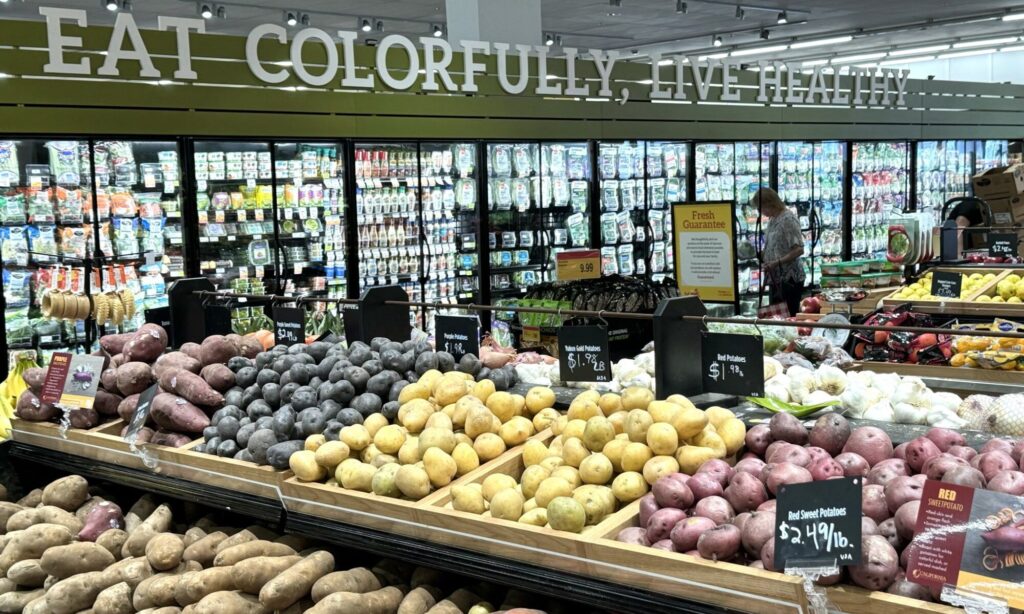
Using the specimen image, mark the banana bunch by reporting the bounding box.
[0,352,38,439]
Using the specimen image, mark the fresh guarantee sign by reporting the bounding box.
[37,6,911,107]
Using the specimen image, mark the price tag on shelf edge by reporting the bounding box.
[273,306,306,346]
[521,326,541,345]
[774,477,862,571]
[700,331,764,397]
[557,325,611,383]
[988,233,1018,259]
[931,271,962,299]
[556,249,601,281]
[435,315,479,361]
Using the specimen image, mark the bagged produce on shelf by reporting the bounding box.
[851,308,952,365]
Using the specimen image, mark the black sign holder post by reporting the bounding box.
[167,277,216,347]
[652,295,706,398]
[356,286,411,344]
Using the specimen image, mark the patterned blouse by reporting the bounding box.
[763,209,804,284]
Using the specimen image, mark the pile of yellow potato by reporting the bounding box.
[289,369,559,500]
[449,387,746,533]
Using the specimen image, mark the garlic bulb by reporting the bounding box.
[814,365,848,396]
[926,408,967,428]
[763,356,783,381]
[848,370,876,388]
[840,383,880,419]
[765,381,790,404]
[786,366,816,404]
[863,399,895,422]
[893,402,928,425]
[925,392,961,414]
[892,376,928,407]
[803,390,839,406]
[872,373,901,394]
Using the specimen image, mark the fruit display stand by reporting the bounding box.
[6,414,961,614]
[881,268,1024,317]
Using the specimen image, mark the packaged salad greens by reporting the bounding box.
[0,141,18,185]
[567,212,588,247]
[60,227,88,260]
[55,187,83,224]
[0,192,26,225]
[47,141,81,185]
[28,224,57,263]
[601,246,617,276]
[1,226,29,265]
[26,190,53,222]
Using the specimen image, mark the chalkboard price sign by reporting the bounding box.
[557,326,611,383]
[273,307,306,345]
[700,332,764,397]
[775,477,862,570]
[988,233,1018,258]
[930,271,962,299]
[436,315,479,361]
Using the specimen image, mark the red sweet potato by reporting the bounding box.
[153,352,201,380]
[150,393,210,433]
[94,389,123,417]
[180,342,203,362]
[99,333,134,355]
[16,391,58,421]
[199,364,235,393]
[123,327,167,363]
[199,335,237,366]
[116,362,154,396]
[117,394,141,422]
[158,368,224,407]
[21,368,46,394]
[150,430,193,448]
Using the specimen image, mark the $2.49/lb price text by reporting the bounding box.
[774,477,862,570]
[778,516,852,553]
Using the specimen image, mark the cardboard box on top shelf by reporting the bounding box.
[985,194,1024,227]
[972,163,1024,201]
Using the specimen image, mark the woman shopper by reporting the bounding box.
[753,187,805,316]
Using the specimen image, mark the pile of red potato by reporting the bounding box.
[618,411,1024,602]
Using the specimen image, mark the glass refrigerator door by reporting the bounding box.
[192,141,276,298]
[273,142,346,303]
[916,141,970,229]
[0,139,94,362]
[353,142,422,326]
[975,140,1009,172]
[487,142,542,298]
[851,141,909,259]
[645,141,687,282]
[92,139,184,328]
[597,141,645,278]
[419,141,479,334]
[542,142,592,274]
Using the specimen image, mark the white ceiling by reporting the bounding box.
[4,0,1024,64]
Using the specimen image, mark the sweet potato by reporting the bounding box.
[158,370,224,407]
[100,333,134,355]
[95,388,124,416]
[20,368,46,394]
[200,336,237,367]
[40,542,115,578]
[200,364,235,393]
[151,394,210,434]
[151,431,193,448]
[117,362,155,396]
[213,540,295,567]
[68,406,99,429]
[125,327,168,363]
[236,338,263,360]
[154,353,202,380]
[15,391,58,421]
[231,555,302,595]
[842,426,894,467]
[849,534,898,591]
[42,475,89,511]
[307,586,405,614]
[117,393,142,422]
[311,567,381,602]
[259,550,334,609]
[180,342,203,362]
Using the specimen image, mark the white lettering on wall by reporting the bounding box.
[40,7,90,75]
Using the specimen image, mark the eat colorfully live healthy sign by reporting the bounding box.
[34,6,911,108]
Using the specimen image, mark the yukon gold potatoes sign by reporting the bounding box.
[673,203,736,304]
[32,6,911,108]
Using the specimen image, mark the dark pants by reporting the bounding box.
[771,278,804,317]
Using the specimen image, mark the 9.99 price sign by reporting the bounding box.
[556,250,601,281]
[557,326,611,383]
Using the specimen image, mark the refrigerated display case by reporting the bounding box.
[273,142,346,303]
[695,142,771,305]
[596,141,687,281]
[973,140,1010,174]
[851,141,910,259]
[354,142,422,327]
[192,141,276,290]
[486,141,590,297]
[915,141,971,227]
[418,141,479,333]
[777,141,845,288]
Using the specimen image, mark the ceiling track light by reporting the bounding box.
[360,18,372,32]
[609,0,622,6]
[777,11,788,24]
[285,11,297,26]
[104,0,119,11]
[676,1,687,14]
[544,32,554,46]
[431,23,443,37]
[712,35,723,47]
[215,5,225,18]
[301,13,311,26]
[375,19,384,32]
[121,0,133,11]
[735,6,745,19]
[199,3,213,19]
[760,29,770,40]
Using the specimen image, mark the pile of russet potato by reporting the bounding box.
[0,475,562,613]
